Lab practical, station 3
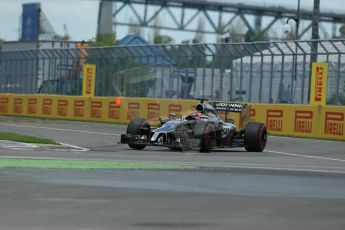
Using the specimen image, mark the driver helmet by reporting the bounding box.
[186,110,203,121]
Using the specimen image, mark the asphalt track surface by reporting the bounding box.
[1,116,345,230]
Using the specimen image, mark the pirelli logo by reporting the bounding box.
[108,102,120,120]
[83,64,96,97]
[169,104,182,118]
[85,67,93,94]
[294,111,313,133]
[310,63,328,106]
[0,98,9,103]
[91,101,102,118]
[74,100,85,118]
[42,99,53,115]
[43,98,52,106]
[169,104,181,113]
[0,98,9,113]
[314,66,324,102]
[147,103,160,121]
[127,102,140,120]
[27,98,38,114]
[324,112,344,136]
[266,110,283,132]
[13,98,23,114]
[28,98,37,105]
[57,100,68,117]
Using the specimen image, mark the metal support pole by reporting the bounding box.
[286,0,300,102]
[293,0,301,103]
[296,0,300,39]
[311,0,320,63]
[309,0,320,103]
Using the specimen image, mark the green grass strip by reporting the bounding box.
[0,132,58,145]
[0,158,197,170]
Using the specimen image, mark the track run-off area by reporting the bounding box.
[1,116,345,230]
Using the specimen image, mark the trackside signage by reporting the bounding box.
[109,101,120,120]
[127,102,140,120]
[0,94,344,141]
[83,64,96,97]
[147,103,160,121]
[42,98,53,115]
[324,112,344,136]
[169,104,182,118]
[74,100,85,117]
[27,98,38,115]
[91,101,102,119]
[0,97,9,113]
[266,110,283,132]
[13,98,23,114]
[57,99,68,117]
[294,111,313,133]
[310,62,328,106]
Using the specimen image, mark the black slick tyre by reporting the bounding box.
[126,117,150,150]
[244,122,267,152]
[194,122,216,153]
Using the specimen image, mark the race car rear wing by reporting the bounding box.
[211,101,251,129]
[211,102,245,113]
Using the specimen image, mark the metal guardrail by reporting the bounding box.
[1,40,345,105]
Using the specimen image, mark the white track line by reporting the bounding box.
[269,135,344,144]
[266,150,345,162]
[59,143,90,152]
[1,123,120,136]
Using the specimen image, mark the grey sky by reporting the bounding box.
[0,0,344,43]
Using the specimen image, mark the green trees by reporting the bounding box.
[88,33,117,47]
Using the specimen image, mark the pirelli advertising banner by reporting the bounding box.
[310,62,328,106]
[322,107,344,138]
[0,94,344,141]
[82,64,96,97]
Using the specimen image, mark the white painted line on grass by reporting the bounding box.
[59,143,90,152]
[2,123,121,136]
[266,150,345,162]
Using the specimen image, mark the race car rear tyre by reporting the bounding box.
[244,122,267,152]
[126,118,150,150]
[194,122,216,153]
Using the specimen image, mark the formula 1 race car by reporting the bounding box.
[120,101,267,152]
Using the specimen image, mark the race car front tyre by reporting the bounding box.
[126,117,150,150]
[244,122,267,152]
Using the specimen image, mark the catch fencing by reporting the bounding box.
[1,40,345,105]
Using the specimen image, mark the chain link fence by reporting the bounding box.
[1,40,345,105]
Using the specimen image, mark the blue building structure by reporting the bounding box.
[118,34,175,66]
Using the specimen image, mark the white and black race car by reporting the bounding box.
[120,101,267,152]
